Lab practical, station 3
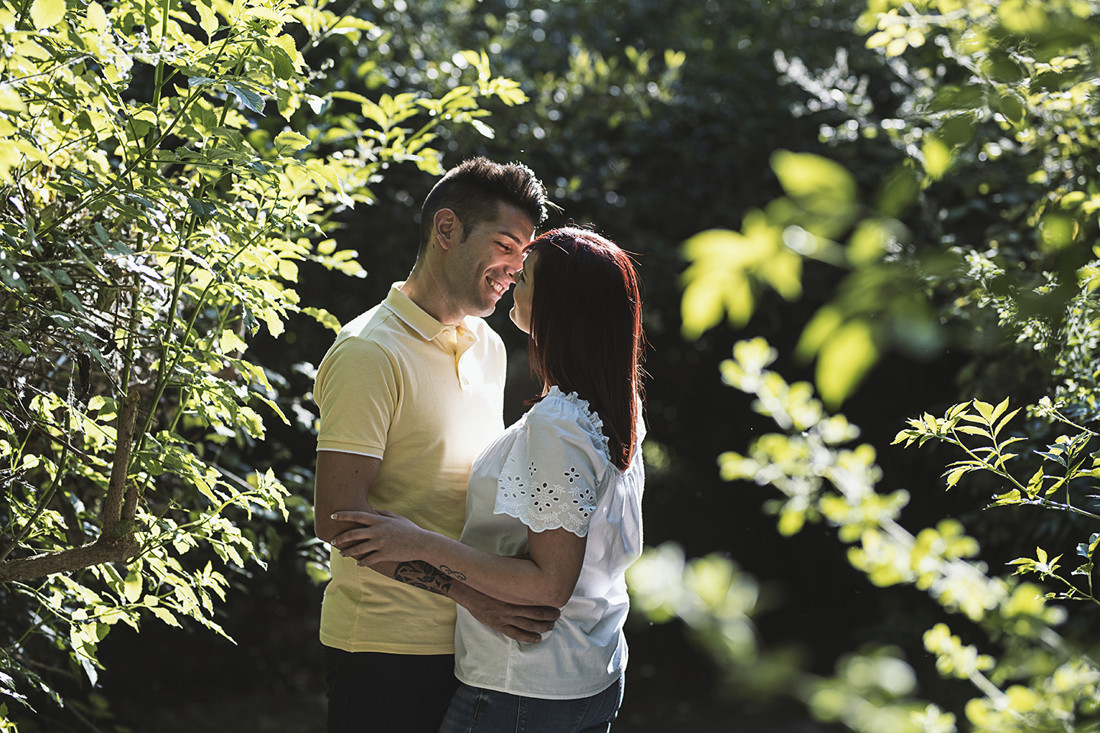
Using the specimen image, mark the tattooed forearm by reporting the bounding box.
[439,565,467,581]
[392,561,454,596]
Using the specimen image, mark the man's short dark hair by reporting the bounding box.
[418,157,550,254]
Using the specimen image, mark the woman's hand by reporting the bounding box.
[329,509,428,566]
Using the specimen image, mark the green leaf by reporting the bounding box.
[195,0,218,39]
[927,84,986,114]
[777,506,806,536]
[186,198,217,218]
[31,0,66,30]
[149,606,180,627]
[772,151,856,201]
[226,83,265,115]
[990,491,1021,507]
[360,98,389,129]
[922,136,953,180]
[814,319,878,408]
[891,430,913,446]
[846,220,890,266]
[1038,214,1075,253]
[973,400,995,423]
[997,93,1026,125]
[998,0,1049,33]
[1026,468,1044,497]
[85,2,108,34]
[267,45,296,80]
[993,408,1020,437]
[52,268,73,286]
[757,246,802,301]
[273,130,310,154]
[939,114,978,147]
[302,306,341,332]
[945,466,967,489]
[278,258,299,282]
[331,90,369,105]
[218,329,247,354]
[770,150,858,237]
[680,275,726,339]
[796,306,842,358]
[123,567,142,603]
[244,5,287,24]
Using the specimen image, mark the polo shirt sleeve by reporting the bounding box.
[314,336,398,457]
[492,404,602,537]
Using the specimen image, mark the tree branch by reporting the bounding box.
[0,536,139,583]
[101,387,140,531]
[0,387,143,583]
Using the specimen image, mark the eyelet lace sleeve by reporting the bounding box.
[493,390,607,536]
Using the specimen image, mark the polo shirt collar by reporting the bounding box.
[382,282,479,342]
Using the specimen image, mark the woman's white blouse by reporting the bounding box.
[454,386,645,699]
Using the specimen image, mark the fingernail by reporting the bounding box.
[330,513,338,519]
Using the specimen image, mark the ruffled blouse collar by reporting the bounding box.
[543,385,611,454]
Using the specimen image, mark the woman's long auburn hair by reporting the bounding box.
[525,227,645,471]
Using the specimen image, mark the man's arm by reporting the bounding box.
[314,450,382,542]
[313,451,558,642]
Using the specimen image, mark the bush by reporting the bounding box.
[0,0,524,725]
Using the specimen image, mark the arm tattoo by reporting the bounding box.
[392,561,454,596]
[439,565,467,581]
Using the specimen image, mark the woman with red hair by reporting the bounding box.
[334,227,646,732]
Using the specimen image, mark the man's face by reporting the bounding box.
[449,202,534,318]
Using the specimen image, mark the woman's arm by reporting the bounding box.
[329,510,586,608]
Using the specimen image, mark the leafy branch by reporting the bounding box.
[629,338,1099,733]
[0,0,537,721]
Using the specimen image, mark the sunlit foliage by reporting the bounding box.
[0,0,524,723]
[635,0,1100,730]
[635,339,1100,731]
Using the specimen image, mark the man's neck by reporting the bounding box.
[400,271,462,326]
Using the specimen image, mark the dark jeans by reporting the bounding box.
[324,646,458,733]
[438,673,625,733]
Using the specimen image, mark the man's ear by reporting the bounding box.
[433,208,462,250]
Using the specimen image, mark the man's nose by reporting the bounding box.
[506,255,524,282]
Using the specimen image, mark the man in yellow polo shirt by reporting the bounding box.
[313,158,558,732]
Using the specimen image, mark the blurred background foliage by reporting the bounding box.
[2,0,1100,730]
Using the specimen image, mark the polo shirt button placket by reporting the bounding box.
[457,355,469,389]
[453,326,475,390]
[442,326,468,389]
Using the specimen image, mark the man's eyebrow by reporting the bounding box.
[495,229,527,245]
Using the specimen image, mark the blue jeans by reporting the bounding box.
[437,674,624,733]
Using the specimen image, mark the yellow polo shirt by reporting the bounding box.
[314,283,506,654]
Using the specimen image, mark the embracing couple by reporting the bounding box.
[312,157,646,733]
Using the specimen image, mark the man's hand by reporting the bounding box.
[451,582,560,644]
